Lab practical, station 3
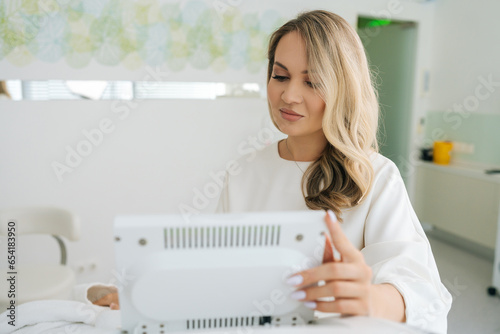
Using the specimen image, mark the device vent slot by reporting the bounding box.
[242,226,246,246]
[248,225,252,246]
[188,228,192,248]
[168,225,281,249]
[219,226,223,247]
[175,228,180,248]
[236,226,240,246]
[276,225,281,246]
[200,227,203,248]
[206,227,210,248]
[195,228,198,248]
[182,227,186,248]
[169,228,174,249]
[224,226,228,247]
[213,227,217,248]
[253,226,258,246]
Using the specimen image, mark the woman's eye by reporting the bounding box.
[306,81,320,89]
[272,75,288,82]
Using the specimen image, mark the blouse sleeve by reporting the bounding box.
[360,160,452,334]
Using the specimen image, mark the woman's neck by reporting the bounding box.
[280,132,328,162]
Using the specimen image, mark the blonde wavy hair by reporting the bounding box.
[267,10,379,221]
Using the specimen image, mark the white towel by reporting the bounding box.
[0,299,120,334]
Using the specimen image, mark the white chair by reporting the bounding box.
[0,207,80,309]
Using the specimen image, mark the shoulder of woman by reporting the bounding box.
[366,152,407,198]
[369,152,401,177]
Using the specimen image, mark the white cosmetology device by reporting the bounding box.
[114,210,327,333]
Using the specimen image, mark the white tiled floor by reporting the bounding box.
[428,236,500,333]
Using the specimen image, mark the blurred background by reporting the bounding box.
[0,0,499,332]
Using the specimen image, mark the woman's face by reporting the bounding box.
[267,31,326,137]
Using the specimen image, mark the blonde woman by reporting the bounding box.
[81,10,451,333]
[215,10,451,334]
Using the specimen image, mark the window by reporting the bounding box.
[4,80,262,100]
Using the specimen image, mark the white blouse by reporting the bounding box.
[215,140,452,334]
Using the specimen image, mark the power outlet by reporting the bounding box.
[464,143,475,154]
[73,259,98,274]
[453,142,475,154]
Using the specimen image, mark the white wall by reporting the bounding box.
[428,0,500,114]
[0,99,278,283]
[0,0,437,284]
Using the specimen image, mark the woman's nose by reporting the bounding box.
[281,80,303,104]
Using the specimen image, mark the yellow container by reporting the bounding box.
[433,141,453,165]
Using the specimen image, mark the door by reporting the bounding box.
[357,17,418,186]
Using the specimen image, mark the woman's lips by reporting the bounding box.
[280,108,303,122]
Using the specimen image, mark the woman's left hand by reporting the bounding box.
[286,210,374,316]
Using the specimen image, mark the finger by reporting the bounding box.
[110,302,120,310]
[93,297,111,306]
[325,210,362,263]
[92,293,117,307]
[294,281,369,301]
[287,262,366,289]
[308,299,370,316]
[322,232,334,264]
[324,212,341,262]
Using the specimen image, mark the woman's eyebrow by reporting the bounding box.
[274,61,308,74]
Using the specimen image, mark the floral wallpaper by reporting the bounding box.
[0,0,285,73]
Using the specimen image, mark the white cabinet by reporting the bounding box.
[413,161,500,293]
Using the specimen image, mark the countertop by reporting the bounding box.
[416,160,500,184]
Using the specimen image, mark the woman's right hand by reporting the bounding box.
[92,292,120,310]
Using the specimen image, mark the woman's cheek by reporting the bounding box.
[268,83,277,100]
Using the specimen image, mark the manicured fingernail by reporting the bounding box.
[327,210,337,223]
[304,301,317,309]
[290,290,306,300]
[286,275,303,286]
[333,248,341,262]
